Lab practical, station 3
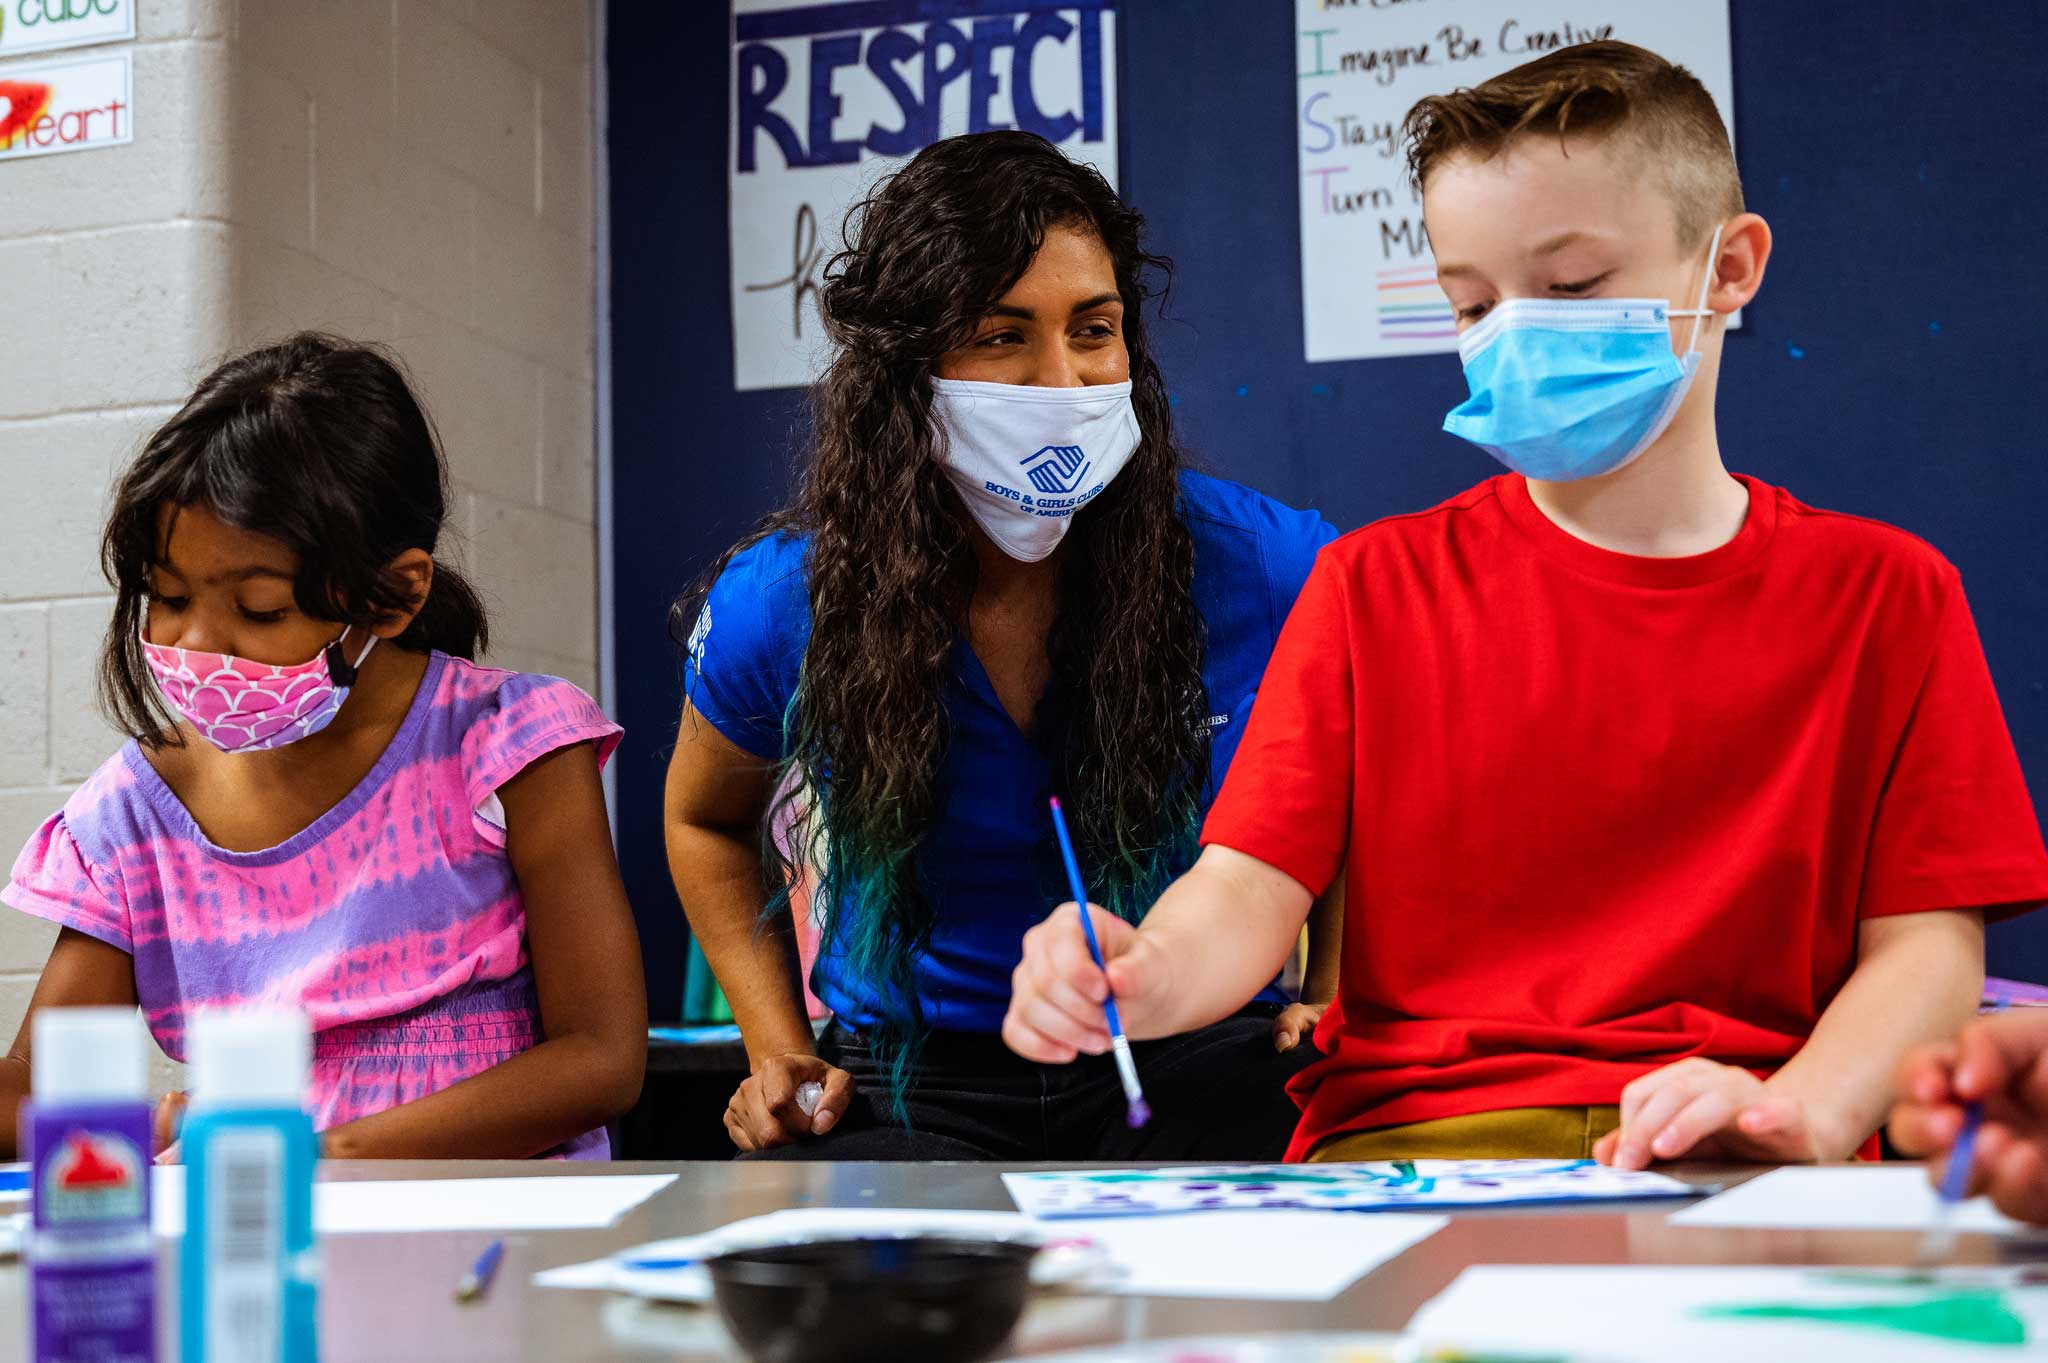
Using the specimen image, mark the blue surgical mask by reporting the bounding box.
[1442,226,1723,483]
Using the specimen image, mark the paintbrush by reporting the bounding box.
[1048,797,1150,1128]
[1918,1099,1985,1266]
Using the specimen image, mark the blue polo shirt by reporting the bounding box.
[684,471,1337,1032]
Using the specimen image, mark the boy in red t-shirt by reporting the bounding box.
[1003,41,2048,1166]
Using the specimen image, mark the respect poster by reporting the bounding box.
[729,0,1119,392]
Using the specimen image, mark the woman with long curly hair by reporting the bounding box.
[666,131,1340,1159]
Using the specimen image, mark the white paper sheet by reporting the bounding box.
[1066,1211,1444,1300]
[994,1333,1400,1363]
[1669,1167,2022,1234]
[1003,1159,1696,1220]
[151,1170,674,1236]
[535,1206,1444,1303]
[1408,1265,2048,1363]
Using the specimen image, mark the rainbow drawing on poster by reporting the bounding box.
[1003,1159,1699,1221]
[1373,266,1457,342]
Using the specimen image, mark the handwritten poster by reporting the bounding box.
[1294,1,1734,363]
[729,0,1119,392]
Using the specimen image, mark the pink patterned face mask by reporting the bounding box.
[141,627,377,753]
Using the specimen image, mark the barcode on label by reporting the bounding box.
[204,1127,284,1363]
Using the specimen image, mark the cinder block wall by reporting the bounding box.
[0,0,600,1083]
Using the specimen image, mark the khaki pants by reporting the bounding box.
[1308,1105,1623,1162]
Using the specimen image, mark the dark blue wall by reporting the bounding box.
[608,2,2048,1019]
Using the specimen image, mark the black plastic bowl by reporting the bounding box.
[706,1236,1039,1363]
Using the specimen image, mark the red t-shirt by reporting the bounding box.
[1202,474,2048,1161]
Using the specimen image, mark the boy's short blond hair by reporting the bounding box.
[1404,41,1744,249]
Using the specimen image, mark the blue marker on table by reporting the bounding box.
[456,1239,506,1302]
[1048,797,1150,1128]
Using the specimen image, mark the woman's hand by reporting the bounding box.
[1272,1002,1325,1054]
[153,1090,188,1164]
[1594,1058,1830,1169]
[724,1054,855,1152]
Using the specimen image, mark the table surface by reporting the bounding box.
[0,1159,2025,1362]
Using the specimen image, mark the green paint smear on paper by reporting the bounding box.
[1696,1291,2027,1346]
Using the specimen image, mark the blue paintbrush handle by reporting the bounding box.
[1940,1102,1984,1205]
[1048,800,1119,1024]
[1049,798,1149,1125]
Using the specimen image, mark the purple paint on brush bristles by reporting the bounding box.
[1126,1097,1151,1129]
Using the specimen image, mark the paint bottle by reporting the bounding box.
[22,1006,158,1363]
[179,1009,319,1363]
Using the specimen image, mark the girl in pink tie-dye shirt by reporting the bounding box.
[0,334,647,1160]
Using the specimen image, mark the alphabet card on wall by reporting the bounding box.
[0,48,129,161]
[1003,1159,1700,1220]
[728,0,1119,392]
[0,0,134,59]
[1293,0,1733,363]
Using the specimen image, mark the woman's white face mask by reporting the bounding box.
[930,378,1141,562]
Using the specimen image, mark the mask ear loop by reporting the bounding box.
[1667,223,1726,355]
[324,627,379,687]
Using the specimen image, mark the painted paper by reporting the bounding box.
[1003,1158,1698,1220]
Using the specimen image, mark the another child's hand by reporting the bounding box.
[1272,1001,1325,1054]
[152,1090,188,1164]
[1004,902,1166,1063]
[1890,1011,2048,1224]
[724,1054,855,1152]
[1594,1058,1823,1169]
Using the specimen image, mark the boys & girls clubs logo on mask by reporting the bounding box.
[1021,445,1092,496]
[983,444,1105,519]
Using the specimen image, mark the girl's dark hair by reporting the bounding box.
[672,131,1208,1107]
[101,332,489,746]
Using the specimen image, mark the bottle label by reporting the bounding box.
[40,1127,145,1226]
[30,1257,157,1363]
[204,1126,285,1363]
[26,1104,157,1362]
